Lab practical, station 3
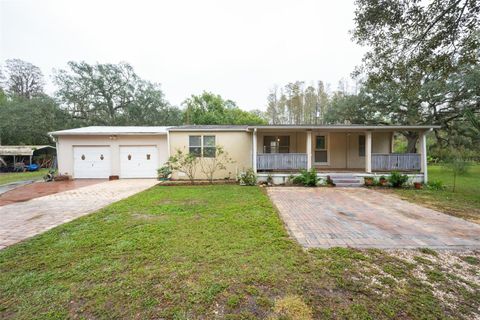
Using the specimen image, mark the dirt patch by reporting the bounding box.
[155,199,208,206]
[157,180,237,187]
[131,213,168,221]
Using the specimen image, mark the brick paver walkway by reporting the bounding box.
[268,187,480,249]
[0,179,102,206]
[0,179,158,249]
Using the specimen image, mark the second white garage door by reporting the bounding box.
[120,146,158,178]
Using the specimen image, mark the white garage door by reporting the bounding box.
[73,146,111,179]
[120,146,158,178]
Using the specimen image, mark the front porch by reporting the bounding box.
[251,126,430,182]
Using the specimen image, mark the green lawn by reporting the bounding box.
[0,169,48,186]
[393,165,480,223]
[1,185,478,319]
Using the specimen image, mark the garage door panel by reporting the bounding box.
[120,146,158,178]
[73,146,111,179]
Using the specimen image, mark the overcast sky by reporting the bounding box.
[0,0,365,110]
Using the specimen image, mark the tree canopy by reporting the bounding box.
[54,61,182,126]
[0,95,73,145]
[182,92,267,125]
[1,59,45,98]
[351,0,480,151]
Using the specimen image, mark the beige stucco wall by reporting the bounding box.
[56,135,168,178]
[319,132,392,169]
[256,131,307,153]
[168,131,252,180]
[372,132,392,153]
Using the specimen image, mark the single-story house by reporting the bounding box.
[50,124,440,183]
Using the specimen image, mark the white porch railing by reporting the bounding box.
[257,153,308,170]
[372,153,421,171]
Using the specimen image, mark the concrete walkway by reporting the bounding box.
[0,179,158,249]
[268,187,480,249]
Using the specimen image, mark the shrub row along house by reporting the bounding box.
[50,124,440,184]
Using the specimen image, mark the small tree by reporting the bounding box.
[199,146,235,183]
[167,149,199,184]
[445,158,470,192]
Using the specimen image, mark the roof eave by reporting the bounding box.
[49,132,168,136]
[248,125,441,130]
[167,128,249,132]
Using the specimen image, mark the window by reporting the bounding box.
[189,136,202,156]
[203,136,216,157]
[189,135,216,157]
[263,136,290,153]
[359,135,366,157]
[314,135,328,163]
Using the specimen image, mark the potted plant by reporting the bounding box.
[326,175,336,187]
[364,177,374,186]
[157,166,172,181]
[413,182,422,189]
[379,175,388,186]
[266,174,274,186]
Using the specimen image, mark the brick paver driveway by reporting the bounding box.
[268,187,480,249]
[0,179,158,249]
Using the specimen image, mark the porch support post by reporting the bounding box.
[419,130,428,183]
[252,128,257,172]
[365,131,372,173]
[390,132,395,153]
[306,130,312,169]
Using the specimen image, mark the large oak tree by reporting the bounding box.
[2,59,44,99]
[54,61,182,126]
[352,0,480,151]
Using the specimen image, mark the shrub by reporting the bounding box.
[388,171,409,188]
[157,165,172,180]
[326,175,335,186]
[444,158,471,192]
[167,149,199,184]
[199,145,235,183]
[426,180,445,190]
[238,169,257,186]
[266,174,273,185]
[292,168,319,187]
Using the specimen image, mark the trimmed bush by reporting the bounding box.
[238,169,257,186]
[388,171,409,188]
[293,168,320,187]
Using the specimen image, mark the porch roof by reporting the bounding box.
[248,124,440,131]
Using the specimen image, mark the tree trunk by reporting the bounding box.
[405,132,419,153]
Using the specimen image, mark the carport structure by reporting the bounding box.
[0,145,56,169]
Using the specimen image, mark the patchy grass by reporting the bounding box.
[0,185,479,319]
[392,165,480,223]
[0,169,47,186]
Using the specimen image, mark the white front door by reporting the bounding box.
[120,146,158,178]
[73,146,111,179]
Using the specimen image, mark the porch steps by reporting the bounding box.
[329,175,363,188]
